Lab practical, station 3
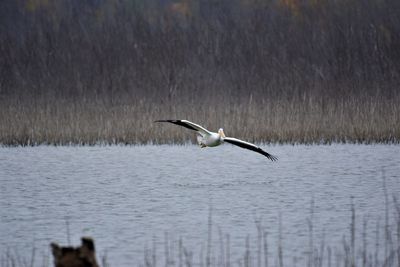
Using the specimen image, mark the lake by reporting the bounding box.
[0,144,399,266]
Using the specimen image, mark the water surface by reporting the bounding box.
[0,144,399,266]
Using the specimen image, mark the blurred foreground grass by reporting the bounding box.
[2,196,400,267]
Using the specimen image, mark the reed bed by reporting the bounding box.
[1,0,399,145]
[0,94,399,145]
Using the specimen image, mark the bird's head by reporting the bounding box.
[218,128,226,138]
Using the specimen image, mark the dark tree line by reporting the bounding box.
[0,0,399,103]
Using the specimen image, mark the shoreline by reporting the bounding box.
[1,141,399,147]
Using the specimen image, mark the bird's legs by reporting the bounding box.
[197,135,207,148]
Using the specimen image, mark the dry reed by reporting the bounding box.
[0,95,399,145]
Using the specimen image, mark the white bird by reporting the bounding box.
[155,119,277,161]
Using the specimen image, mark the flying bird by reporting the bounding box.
[155,120,277,161]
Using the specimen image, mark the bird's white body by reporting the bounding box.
[197,132,222,147]
[155,119,277,161]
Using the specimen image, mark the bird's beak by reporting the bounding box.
[220,130,226,138]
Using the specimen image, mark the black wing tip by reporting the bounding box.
[154,119,180,123]
[267,154,278,161]
[224,138,278,161]
[261,150,278,161]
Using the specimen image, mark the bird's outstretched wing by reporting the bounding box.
[154,120,212,136]
[223,137,278,161]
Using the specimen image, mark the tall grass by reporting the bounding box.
[0,96,398,145]
[0,0,399,145]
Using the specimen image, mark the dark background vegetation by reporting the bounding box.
[0,0,399,145]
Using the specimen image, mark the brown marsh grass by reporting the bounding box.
[1,95,399,145]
